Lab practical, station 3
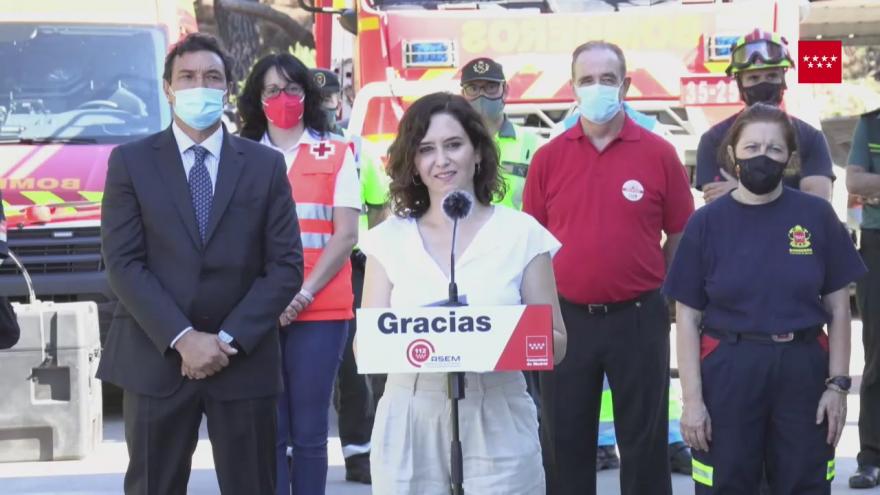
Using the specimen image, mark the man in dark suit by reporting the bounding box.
[98,33,302,495]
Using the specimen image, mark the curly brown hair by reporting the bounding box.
[386,92,505,218]
[717,102,801,177]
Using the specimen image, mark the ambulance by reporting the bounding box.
[0,0,197,338]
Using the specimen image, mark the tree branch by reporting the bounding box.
[215,0,314,49]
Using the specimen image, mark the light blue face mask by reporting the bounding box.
[576,83,622,124]
[469,96,505,122]
[172,87,226,130]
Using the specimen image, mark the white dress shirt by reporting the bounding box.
[169,123,231,350]
[171,122,223,192]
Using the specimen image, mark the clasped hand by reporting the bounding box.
[175,330,238,380]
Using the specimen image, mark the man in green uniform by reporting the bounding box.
[847,106,880,489]
[459,56,546,442]
[459,57,542,210]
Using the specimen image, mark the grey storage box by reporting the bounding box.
[0,300,102,462]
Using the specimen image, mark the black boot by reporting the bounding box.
[668,441,693,475]
[850,465,880,489]
[596,445,620,471]
[344,452,372,484]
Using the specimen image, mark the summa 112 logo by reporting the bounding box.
[406,339,435,368]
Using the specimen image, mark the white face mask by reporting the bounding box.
[576,83,622,124]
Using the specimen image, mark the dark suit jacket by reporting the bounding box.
[97,126,303,399]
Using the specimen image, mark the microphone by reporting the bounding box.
[442,190,473,221]
[442,191,473,306]
[441,190,473,495]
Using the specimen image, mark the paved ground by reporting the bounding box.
[0,321,874,494]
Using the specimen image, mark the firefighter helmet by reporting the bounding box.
[725,29,795,76]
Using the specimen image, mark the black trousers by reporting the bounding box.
[541,291,672,495]
[858,229,880,467]
[335,252,386,451]
[123,380,276,495]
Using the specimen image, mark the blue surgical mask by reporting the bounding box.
[576,84,622,124]
[172,87,225,130]
[469,96,505,122]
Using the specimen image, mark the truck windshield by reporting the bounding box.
[372,0,677,11]
[0,24,169,144]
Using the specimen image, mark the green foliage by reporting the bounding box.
[843,46,879,81]
[811,45,880,119]
[290,43,317,68]
[811,78,880,119]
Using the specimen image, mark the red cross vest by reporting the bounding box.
[288,138,354,321]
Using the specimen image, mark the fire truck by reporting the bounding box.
[0,0,197,337]
[302,0,813,180]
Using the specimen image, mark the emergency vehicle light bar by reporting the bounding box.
[707,35,740,62]
[403,40,457,68]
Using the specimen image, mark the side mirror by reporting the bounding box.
[338,9,357,35]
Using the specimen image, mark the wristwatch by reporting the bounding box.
[218,330,243,353]
[825,376,852,391]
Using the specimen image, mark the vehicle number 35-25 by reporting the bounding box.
[682,79,739,106]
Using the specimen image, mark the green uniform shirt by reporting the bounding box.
[359,146,391,235]
[493,119,542,210]
[849,109,880,229]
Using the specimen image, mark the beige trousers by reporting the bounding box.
[370,371,545,495]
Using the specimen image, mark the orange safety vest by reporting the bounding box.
[288,138,354,321]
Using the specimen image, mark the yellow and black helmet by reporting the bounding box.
[725,29,795,76]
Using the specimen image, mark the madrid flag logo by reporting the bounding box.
[798,40,842,84]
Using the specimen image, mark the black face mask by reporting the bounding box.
[741,81,784,106]
[737,154,787,195]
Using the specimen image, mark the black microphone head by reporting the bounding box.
[442,191,473,221]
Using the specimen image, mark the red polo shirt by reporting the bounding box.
[523,116,694,304]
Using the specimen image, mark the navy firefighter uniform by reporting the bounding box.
[663,188,866,494]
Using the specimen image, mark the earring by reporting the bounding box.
[475,162,481,175]
[412,175,423,186]
[735,164,741,178]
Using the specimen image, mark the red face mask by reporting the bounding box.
[263,93,304,129]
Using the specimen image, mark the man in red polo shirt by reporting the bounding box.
[524,40,694,495]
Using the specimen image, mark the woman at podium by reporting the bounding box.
[359,92,567,494]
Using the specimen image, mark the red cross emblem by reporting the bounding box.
[310,141,335,160]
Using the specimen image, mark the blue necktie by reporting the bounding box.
[188,145,213,244]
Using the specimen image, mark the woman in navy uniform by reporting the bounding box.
[664,103,866,494]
